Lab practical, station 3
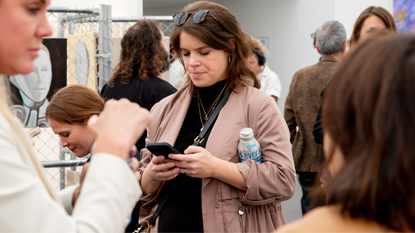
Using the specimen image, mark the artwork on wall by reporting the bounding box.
[8,38,67,128]
[67,33,98,90]
[394,0,415,33]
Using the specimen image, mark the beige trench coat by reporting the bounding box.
[137,85,296,232]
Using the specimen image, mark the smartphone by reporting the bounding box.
[146,142,180,158]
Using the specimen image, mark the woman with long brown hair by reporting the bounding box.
[101,20,176,156]
[136,1,296,232]
[278,32,415,232]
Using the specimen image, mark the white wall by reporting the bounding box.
[50,0,143,17]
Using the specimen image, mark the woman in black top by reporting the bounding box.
[101,20,176,156]
[100,20,176,233]
[137,1,296,232]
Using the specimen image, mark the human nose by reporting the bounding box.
[36,12,53,38]
[188,53,200,67]
[60,137,69,148]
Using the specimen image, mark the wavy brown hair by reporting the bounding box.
[45,84,104,125]
[321,32,415,231]
[170,1,260,94]
[349,6,396,48]
[108,20,168,86]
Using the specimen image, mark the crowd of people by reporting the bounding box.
[0,0,414,232]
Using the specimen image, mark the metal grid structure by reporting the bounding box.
[33,5,112,191]
[35,5,176,191]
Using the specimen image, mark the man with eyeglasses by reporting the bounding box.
[284,20,347,215]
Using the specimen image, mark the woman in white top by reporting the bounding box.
[248,37,281,103]
[0,0,150,232]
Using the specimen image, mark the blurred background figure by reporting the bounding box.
[313,6,397,145]
[278,32,415,233]
[9,44,52,128]
[100,19,176,233]
[284,20,347,215]
[248,37,281,103]
[101,19,176,158]
[348,6,396,49]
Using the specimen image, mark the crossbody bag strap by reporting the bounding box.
[143,88,232,230]
[193,89,232,146]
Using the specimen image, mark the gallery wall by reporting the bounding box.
[145,0,392,111]
[51,0,393,112]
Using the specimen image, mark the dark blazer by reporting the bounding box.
[284,56,338,172]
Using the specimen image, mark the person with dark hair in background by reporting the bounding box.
[277,32,415,233]
[284,20,347,215]
[313,6,397,144]
[101,19,176,156]
[248,37,281,102]
[348,6,397,48]
[136,1,296,232]
[101,19,176,232]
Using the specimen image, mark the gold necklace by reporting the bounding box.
[197,83,227,120]
[197,82,228,131]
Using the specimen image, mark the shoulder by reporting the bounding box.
[275,206,392,233]
[233,85,278,117]
[235,85,272,103]
[146,75,177,93]
[150,88,185,114]
[293,62,320,78]
[262,66,279,78]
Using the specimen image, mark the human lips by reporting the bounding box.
[28,48,40,58]
[191,72,205,78]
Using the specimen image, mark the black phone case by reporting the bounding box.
[146,142,180,158]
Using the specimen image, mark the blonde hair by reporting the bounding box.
[0,75,60,202]
[249,37,268,54]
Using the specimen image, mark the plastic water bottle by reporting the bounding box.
[238,128,262,163]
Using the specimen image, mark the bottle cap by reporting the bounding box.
[240,128,253,139]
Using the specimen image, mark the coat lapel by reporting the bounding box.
[154,90,192,145]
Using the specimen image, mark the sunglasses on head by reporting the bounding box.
[172,9,221,27]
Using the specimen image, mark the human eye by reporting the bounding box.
[200,50,210,56]
[181,50,190,57]
[60,133,69,138]
[26,3,41,15]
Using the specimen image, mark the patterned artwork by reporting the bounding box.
[394,0,415,33]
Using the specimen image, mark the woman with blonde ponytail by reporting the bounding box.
[0,0,151,232]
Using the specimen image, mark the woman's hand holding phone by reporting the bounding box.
[146,155,180,181]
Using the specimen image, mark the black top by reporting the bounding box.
[100,67,176,158]
[158,80,228,233]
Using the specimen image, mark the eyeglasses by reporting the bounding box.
[172,9,221,27]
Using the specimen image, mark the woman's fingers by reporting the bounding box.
[88,99,151,160]
[156,167,180,181]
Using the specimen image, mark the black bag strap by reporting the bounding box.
[193,89,232,146]
[145,88,232,229]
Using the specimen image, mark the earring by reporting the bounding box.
[228,56,231,64]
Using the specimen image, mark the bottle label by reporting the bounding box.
[238,144,262,163]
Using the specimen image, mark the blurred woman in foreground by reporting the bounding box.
[0,0,150,232]
[278,33,415,232]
